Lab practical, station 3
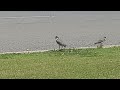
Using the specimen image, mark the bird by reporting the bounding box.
[94,37,106,45]
[94,37,106,48]
[55,36,67,50]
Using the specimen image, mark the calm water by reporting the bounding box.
[0,11,120,52]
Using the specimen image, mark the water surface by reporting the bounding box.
[0,11,120,52]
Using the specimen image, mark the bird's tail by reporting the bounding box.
[94,42,97,45]
[64,44,67,47]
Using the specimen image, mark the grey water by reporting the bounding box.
[0,11,120,53]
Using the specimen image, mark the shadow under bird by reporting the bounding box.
[55,36,67,50]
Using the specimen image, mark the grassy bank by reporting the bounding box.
[0,47,120,79]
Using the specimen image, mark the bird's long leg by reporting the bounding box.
[63,46,64,49]
[63,46,66,49]
[61,46,63,50]
[59,45,60,50]
[97,43,103,48]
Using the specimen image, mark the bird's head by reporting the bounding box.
[55,36,59,40]
[103,37,106,41]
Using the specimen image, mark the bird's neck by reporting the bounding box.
[56,38,59,40]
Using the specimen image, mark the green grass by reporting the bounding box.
[0,47,120,79]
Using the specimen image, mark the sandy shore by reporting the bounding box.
[0,44,120,54]
[0,50,50,54]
